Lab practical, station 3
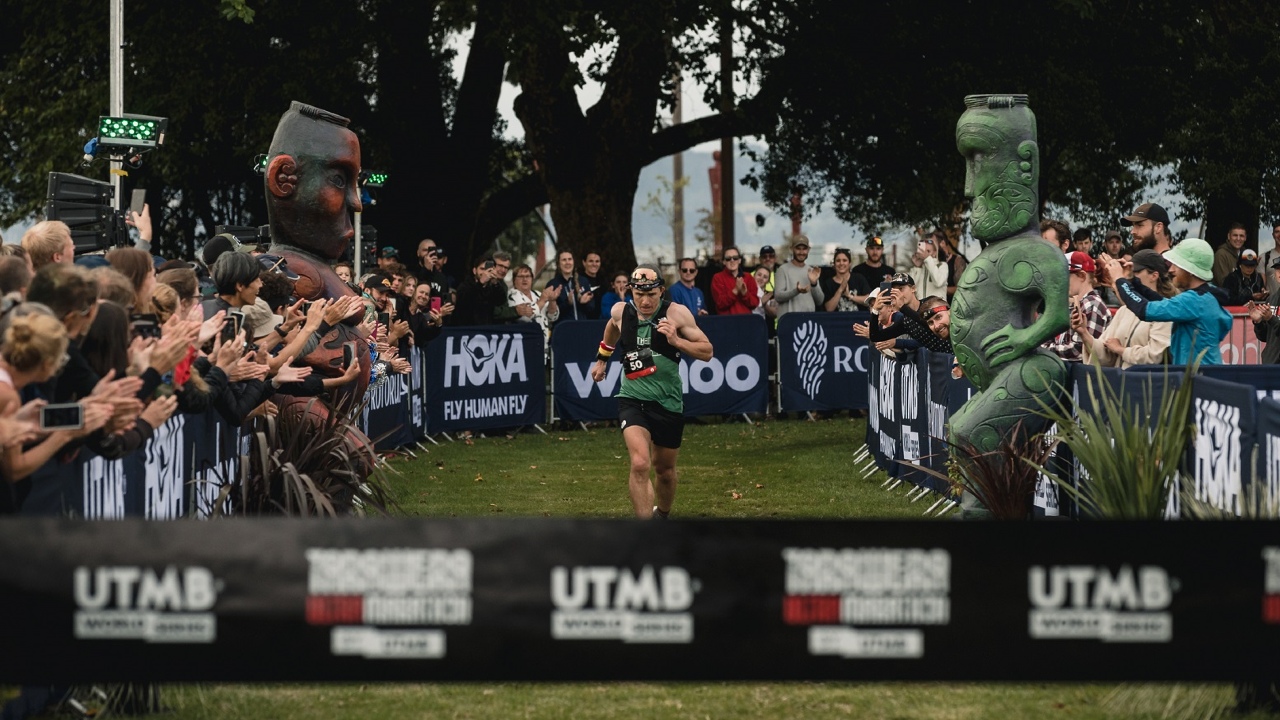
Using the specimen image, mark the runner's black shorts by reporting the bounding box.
[617,397,685,449]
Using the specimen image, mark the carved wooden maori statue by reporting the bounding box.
[949,95,1068,454]
[264,101,370,402]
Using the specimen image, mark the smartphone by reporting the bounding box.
[879,282,892,293]
[129,313,161,340]
[429,296,442,313]
[130,188,146,215]
[300,300,313,317]
[342,341,357,370]
[40,403,84,431]
[222,310,244,343]
[377,312,390,328]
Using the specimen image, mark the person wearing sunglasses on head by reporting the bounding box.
[710,247,758,315]
[667,258,708,316]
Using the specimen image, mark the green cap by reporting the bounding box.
[1163,238,1214,282]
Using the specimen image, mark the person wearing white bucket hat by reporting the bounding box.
[1103,238,1232,365]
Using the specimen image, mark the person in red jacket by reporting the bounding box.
[710,247,759,314]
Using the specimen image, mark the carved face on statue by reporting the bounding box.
[265,102,363,260]
[956,95,1039,244]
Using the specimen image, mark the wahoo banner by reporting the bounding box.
[550,315,768,421]
[425,323,546,433]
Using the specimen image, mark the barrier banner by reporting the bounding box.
[873,351,901,478]
[1133,364,1280,401]
[864,345,886,472]
[1190,375,1256,517]
[921,350,954,490]
[1256,398,1280,507]
[895,350,933,491]
[408,345,430,439]
[426,324,546,433]
[189,409,241,519]
[777,312,872,412]
[552,316,769,421]
[364,372,414,451]
[6,517,1280,682]
[550,319,612,421]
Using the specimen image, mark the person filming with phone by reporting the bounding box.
[1045,252,1111,363]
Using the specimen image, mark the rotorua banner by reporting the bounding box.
[5,518,1280,682]
[776,312,872,412]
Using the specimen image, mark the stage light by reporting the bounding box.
[97,114,167,150]
[360,171,388,188]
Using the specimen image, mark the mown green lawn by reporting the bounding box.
[7,418,1263,719]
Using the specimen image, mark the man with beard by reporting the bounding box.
[852,236,891,306]
[1121,202,1174,254]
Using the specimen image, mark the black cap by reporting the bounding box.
[364,272,393,292]
[1120,203,1171,228]
[866,236,884,248]
[890,272,915,286]
[760,245,776,255]
[257,254,300,281]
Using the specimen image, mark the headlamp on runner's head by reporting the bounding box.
[628,267,664,291]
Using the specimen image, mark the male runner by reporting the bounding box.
[591,265,714,519]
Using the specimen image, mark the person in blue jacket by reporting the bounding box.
[1104,237,1232,365]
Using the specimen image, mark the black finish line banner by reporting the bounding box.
[3,518,1280,683]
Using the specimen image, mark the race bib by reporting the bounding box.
[623,347,657,379]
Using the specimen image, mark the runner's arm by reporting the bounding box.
[664,303,713,361]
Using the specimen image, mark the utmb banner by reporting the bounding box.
[425,324,546,433]
[551,315,768,421]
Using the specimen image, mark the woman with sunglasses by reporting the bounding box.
[821,248,870,313]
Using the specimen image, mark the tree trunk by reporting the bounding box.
[546,163,643,273]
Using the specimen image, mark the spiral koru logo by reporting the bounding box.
[792,321,828,398]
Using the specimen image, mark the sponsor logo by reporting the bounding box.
[144,415,186,520]
[74,566,219,643]
[442,395,528,420]
[901,426,920,463]
[782,548,949,659]
[1263,547,1280,624]
[83,455,127,520]
[551,566,697,643]
[564,354,762,399]
[1028,565,1174,643]
[306,548,473,659]
[899,363,919,422]
[792,321,828,397]
[443,334,528,388]
[1194,398,1242,515]
[879,356,897,423]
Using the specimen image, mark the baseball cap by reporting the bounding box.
[257,253,300,281]
[1120,203,1172,228]
[1240,249,1260,266]
[1163,238,1214,281]
[866,237,884,248]
[1104,230,1124,242]
[201,232,254,267]
[1130,249,1169,277]
[380,245,399,258]
[364,272,394,292]
[889,272,915,286]
[759,245,776,255]
[1271,255,1280,270]
[1067,251,1096,274]
[792,236,810,249]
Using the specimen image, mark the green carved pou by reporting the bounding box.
[949,95,1067,454]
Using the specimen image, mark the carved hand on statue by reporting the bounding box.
[981,324,1037,368]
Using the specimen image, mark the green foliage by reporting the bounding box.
[210,399,394,517]
[1035,365,1197,520]
[904,427,1054,520]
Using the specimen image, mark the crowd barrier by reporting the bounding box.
[866,348,1280,518]
[4,516,1280,682]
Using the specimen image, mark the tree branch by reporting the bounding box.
[470,173,550,248]
[643,103,771,166]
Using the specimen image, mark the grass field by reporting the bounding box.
[7,418,1265,719]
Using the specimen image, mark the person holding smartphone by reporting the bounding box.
[452,256,509,326]
[710,247,759,315]
[1043,252,1111,363]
